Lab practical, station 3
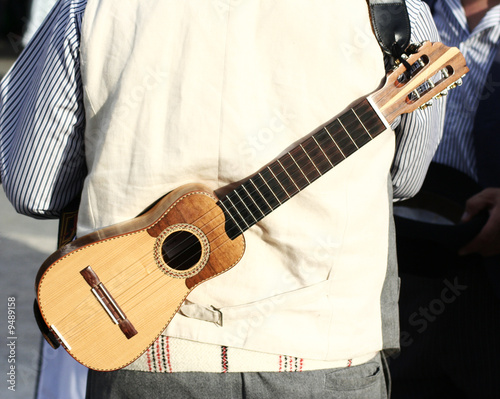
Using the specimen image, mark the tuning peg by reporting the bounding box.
[406,42,425,54]
[441,67,450,78]
[419,100,434,110]
[435,89,449,98]
[393,54,405,66]
[448,78,463,90]
[393,53,409,69]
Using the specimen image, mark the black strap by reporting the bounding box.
[367,0,412,64]
[57,194,81,248]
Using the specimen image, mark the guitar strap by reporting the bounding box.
[57,194,81,248]
[367,0,412,68]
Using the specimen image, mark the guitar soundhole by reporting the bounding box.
[161,231,202,271]
[154,224,210,278]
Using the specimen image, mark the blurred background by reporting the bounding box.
[1,1,60,398]
[0,0,30,79]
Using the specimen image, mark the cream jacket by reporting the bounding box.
[80,0,395,362]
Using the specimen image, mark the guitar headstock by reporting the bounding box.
[370,41,469,124]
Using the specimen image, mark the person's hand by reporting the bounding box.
[459,188,500,257]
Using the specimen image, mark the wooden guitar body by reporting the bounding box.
[36,184,245,371]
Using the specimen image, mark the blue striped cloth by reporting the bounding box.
[0,0,444,219]
[431,0,500,181]
[0,0,87,218]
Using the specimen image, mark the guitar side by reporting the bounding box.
[36,183,245,371]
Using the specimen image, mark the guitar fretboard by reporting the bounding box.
[218,98,386,239]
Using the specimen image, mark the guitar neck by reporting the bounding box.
[218,98,387,239]
[217,40,471,239]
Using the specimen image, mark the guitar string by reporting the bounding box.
[56,139,337,342]
[139,106,377,267]
[57,106,382,342]
[50,59,450,344]
[54,107,380,342]
[60,125,378,347]
[144,106,373,267]
[49,63,454,348]
[88,109,370,290]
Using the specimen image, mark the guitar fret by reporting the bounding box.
[326,120,359,158]
[226,195,251,229]
[312,135,334,167]
[270,162,300,198]
[352,108,373,139]
[324,125,347,159]
[258,172,282,206]
[313,129,346,166]
[338,119,359,149]
[234,190,259,224]
[277,159,301,193]
[291,145,321,183]
[342,109,373,148]
[278,153,309,190]
[302,136,333,174]
[355,100,386,140]
[249,178,274,213]
[241,184,267,218]
[300,144,322,176]
[267,166,292,199]
[289,152,311,184]
[261,168,291,205]
[218,199,244,237]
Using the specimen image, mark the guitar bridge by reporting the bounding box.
[80,266,138,339]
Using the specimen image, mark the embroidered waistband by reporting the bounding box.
[124,336,377,373]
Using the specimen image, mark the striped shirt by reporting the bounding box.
[0,0,443,219]
[431,0,500,181]
[0,0,86,218]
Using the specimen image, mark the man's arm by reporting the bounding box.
[391,0,446,200]
[0,0,87,219]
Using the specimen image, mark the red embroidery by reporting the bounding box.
[156,339,163,372]
[221,346,228,373]
[166,337,173,373]
[146,347,153,372]
[347,359,353,368]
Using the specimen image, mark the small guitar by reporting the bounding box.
[35,41,468,371]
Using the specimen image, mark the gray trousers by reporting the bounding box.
[86,352,388,399]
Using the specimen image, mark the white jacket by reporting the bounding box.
[80,0,395,362]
